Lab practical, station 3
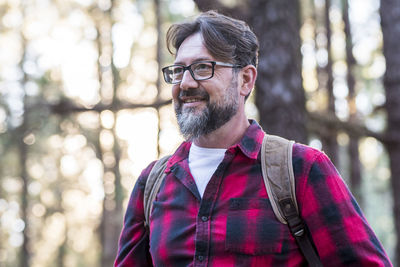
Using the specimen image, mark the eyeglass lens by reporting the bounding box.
[164,62,214,83]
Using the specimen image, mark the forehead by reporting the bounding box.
[174,33,214,64]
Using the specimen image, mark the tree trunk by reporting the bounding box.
[155,0,162,157]
[250,0,307,143]
[94,3,123,266]
[18,12,30,266]
[320,0,338,165]
[342,0,362,205]
[193,0,248,21]
[380,0,400,264]
[192,1,307,143]
[18,126,30,267]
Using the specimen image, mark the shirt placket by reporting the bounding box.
[193,150,236,267]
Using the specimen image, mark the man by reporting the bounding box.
[115,11,392,266]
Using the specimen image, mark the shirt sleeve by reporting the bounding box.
[297,149,392,266]
[114,161,156,267]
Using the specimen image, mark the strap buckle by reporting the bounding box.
[279,198,305,237]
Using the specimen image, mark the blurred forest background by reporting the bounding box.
[1,0,399,266]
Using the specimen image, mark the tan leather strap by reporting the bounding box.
[143,155,170,227]
[261,134,322,266]
[261,134,296,224]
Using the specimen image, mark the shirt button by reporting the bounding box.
[201,216,208,222]
[198,255,204,261]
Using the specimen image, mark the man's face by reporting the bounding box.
[171,33,240,141]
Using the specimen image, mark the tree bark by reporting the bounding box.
[155,0,162,157]
[192,1,307,143]
[380,0,400,264]
[18,8,30,265]
[18,125,29,267]
[94,3,123,266]
[250,0,307,143]
[193,0,248,21]
[342,0,362,205]
[320,0,339,165]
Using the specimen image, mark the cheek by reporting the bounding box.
[171,85,180,100]
[207,83,230,101]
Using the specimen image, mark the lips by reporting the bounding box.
[178,89,209,105]
[181,97,206,103]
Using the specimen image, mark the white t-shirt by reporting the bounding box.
[188,143,227,198]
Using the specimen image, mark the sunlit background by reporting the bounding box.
[0,0,395,266]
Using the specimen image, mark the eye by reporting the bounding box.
[172,66,183,74]
[193,63,211,71]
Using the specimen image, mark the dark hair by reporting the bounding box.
[166,10,259,68]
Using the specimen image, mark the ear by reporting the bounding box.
[239,65,257,97]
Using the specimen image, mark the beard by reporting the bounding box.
[175,78,239,141]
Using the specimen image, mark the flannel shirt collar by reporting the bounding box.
[166,120,264,171]
[235,120,265,159]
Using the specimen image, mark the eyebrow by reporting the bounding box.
[173,57,214,65]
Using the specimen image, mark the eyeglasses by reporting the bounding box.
[161,61,241,84]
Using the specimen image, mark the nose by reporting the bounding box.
[179,69,198,90]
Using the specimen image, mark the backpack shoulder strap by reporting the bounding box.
[143,155,170,227]
[261,134,323,267]
[261,134,296,224]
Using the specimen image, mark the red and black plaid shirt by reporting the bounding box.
[115,120,392,267]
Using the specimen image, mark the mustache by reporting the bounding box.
[179,88,210,100]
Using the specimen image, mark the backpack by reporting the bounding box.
[143,134,322,267]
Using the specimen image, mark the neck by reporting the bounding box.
[193,112,250,149]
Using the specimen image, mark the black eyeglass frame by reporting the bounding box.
[161,61,242,84]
